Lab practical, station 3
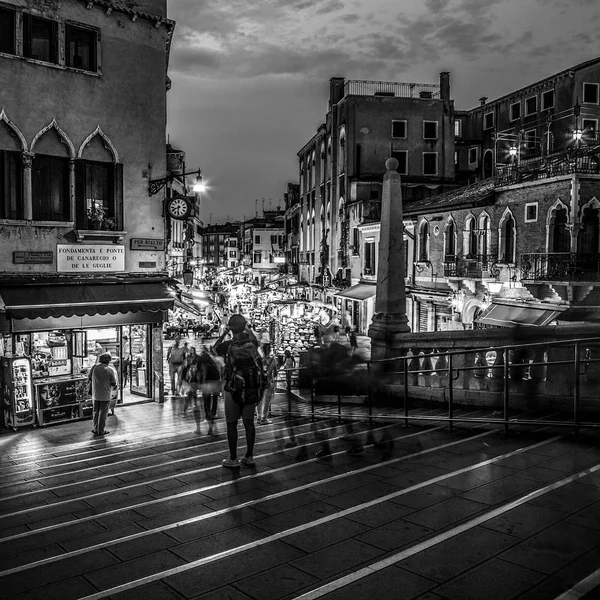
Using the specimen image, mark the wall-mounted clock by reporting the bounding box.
[166,196,191,220]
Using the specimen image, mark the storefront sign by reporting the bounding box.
[131,238,165,251]
[57,245,125,272]
[139,261,157,268]
[13,251,53,264]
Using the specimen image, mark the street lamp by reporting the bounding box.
[148,168,204,196]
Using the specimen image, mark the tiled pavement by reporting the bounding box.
[1,395,600,599]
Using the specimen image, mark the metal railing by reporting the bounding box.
[344,80,441,99]
[521,252,600,282]
[284,336,600,435]
[443,254,495,278]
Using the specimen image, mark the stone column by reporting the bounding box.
[368,158,410,360]
[22,152,33,221]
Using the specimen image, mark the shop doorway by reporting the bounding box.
[121,325,151,400]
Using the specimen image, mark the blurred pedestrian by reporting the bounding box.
[349,327,358,356]
[258,343,278,424]
[283,349,295,391]
[90,352,118,436]
[166,338,185,396]
[180,347,200,419]
[198,347,222,434]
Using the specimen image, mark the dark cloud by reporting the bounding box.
[316,1,345,15]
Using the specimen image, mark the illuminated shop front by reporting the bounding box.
[0,280,173,428]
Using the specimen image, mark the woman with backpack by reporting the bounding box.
[213,314,262,469]
[257,344,278,425]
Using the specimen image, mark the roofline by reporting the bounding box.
[465,56,600,112]
[82,1,175,28]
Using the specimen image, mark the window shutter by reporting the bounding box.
[75,159,86,229]
[114,163,123,230]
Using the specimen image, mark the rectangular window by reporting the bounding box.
[364,240,376,274]
[525,96,537,116]
[524,129,536,150]
[270,234,278,244]
[254,235,260,244]
[66,24,97,72]
[229,240,237,247]
[454,119,462,137]
[510,102,521,121]
[525,202,538,223]
[391,150,408,175]
[352,227,359,254]
[423,121,438,139]
[583,82,599,104]
[483,112,494,130]
[0,150,23,219]
[253,251,261,264]
[423,152,438,175]
[583,119,598,135]
[542,89,555,110]
[468,147,478,164]
[0,7,16,55]
[23,14,58,64]
[32,155,70,221]
[75,160,122,230]
[391,120,406,138]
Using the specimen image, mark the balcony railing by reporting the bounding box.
[521,252,600,282]
[344,80,440,99]
[495,146,600,187]
[444,255,495,278]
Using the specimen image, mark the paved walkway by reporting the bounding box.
[1,396,600,599]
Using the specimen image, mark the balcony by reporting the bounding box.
[495,143,600,187]
[444,255,495,279]
[521,253,600,283]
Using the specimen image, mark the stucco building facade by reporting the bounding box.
[0,0,175,426]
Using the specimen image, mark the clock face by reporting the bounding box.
[167,197,190,220]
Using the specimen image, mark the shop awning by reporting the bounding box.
[475,303,563,328]
[0,282,174,320]
[173,299,205,319]
[335,283,377,301]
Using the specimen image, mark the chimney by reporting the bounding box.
[329,77,345,108]
[439,71,450,112]
[479,96,488,106]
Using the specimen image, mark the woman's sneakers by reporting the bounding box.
[222,458,240,469]
[240,455,255,467]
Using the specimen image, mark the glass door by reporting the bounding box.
[127,325,150,397]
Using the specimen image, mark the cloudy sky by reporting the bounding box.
[165,0,599,223]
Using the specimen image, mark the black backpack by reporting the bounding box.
[224,336,264,405]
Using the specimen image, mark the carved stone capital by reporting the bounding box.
[22,152,33,168]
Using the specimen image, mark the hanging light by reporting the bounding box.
[508,146,518,157]
[193,170,206,193]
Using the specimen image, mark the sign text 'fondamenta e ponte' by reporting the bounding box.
[57,245,125,272]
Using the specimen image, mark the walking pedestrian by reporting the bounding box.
[258,343,278,424]
[349,327,358,356]
[198,347,222,434]
[166,338,186,396]
[214,314,262,469]
[89,352,118,436]
[180,347,200,418]
[283,349,295,391]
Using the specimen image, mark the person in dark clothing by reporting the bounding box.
[197,348,222,434]
[213,314,261,469]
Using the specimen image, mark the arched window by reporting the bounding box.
[479,215,490,257]
[464,216,476,257]
[579,206,600,254]
[552,207,569,253]
[419,220,430,261]
[444,218,456,259]
[502,215,515,263]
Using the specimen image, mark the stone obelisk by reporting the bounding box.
[368,158,410,360]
